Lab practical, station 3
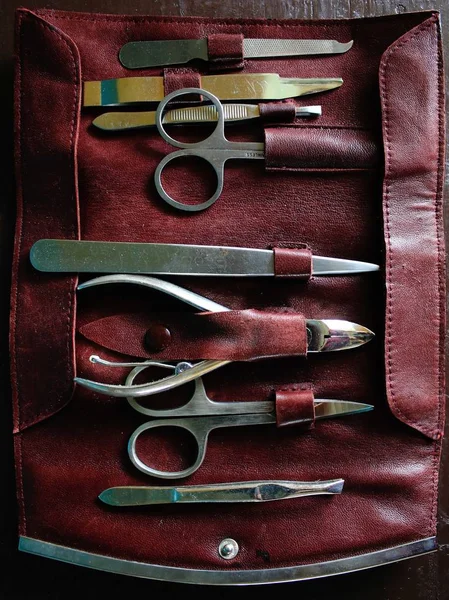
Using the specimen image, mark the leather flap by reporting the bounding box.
[79,309,308,361]
[11,9,81,432]
[379,15,446,439]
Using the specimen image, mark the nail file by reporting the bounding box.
[119,38,354,69]
[30,239,380,277]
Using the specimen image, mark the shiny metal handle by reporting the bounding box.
[154,148,225,212]
[154,87,229,212]
[128,417,212,479]
[128,413,275,479]
[155,88,228,148]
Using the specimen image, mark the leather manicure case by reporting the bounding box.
[11,8,446,584]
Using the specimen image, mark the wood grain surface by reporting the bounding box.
[0,1,447,598]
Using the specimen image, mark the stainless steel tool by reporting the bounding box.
[151,87,321,211]
[30,239,379,277]
[83,73,343,106]
[119,365,373,478]
[119,38,353,69]
[92,104,322,131]
[73,274,375,399]
[99,479,345,505]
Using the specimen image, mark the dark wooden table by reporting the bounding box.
[0,1,447,597]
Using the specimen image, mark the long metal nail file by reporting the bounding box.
[30,240,380,276]
[92,104,322,131]
[99,479,345,506]
[119,38,353,69]
[83,74,343,106]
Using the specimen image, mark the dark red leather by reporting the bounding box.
[10,10,81,433]
[264,127,380,171]
[275,386,315,427]
[79,309,308,360]
[163,68,202,99]
[273,246,312,279]
[379,20,446,439]
[207,32,244,70]
[11,7,446,578]
[259,101,297,123]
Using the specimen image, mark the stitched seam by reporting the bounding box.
[429,17,445,537]
[380,16,439,436]
[32,10,436,26]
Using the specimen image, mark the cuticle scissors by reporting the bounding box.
[124,361,373,479]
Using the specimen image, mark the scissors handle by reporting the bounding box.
[154,87,264,212]
[128,413,274,479]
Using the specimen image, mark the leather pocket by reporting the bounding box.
[10,9,81,432]
[264,126,380,172]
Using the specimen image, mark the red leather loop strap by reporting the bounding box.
[79,309,308,361]
[275,386,316,428]
[207,33,244,71]
[273,247,312,279]
[259,102,297,124]
[163,69,202,98]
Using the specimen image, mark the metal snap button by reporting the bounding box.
[218,538,239,560]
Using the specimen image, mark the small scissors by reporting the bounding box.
[154,87,265,212]
[125,361,373,479]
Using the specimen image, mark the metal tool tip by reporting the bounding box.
[342,40,354,52]
[328,479,345,494]
[297,105,322,117]
[348,325,375,348]
[92,115,111,130]
[361,326,375,342]
[358,402,375,413]
[98,489,116,506]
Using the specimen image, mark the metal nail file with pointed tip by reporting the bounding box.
[99,479,345,506]
[30,240,379,277]
[119,38,354,69]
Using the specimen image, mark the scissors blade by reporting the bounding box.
[99,479,345,506]
[92,104,321,131]
[30,239,379,276]
[83,74,343,106]
[314,399,374,419]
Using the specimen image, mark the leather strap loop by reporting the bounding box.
[264,127,380,171]
[275,386,315,428]
[207,33,244,71]
[259,102,297,123]
[163,69,202,100]
[273,247,312,279]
